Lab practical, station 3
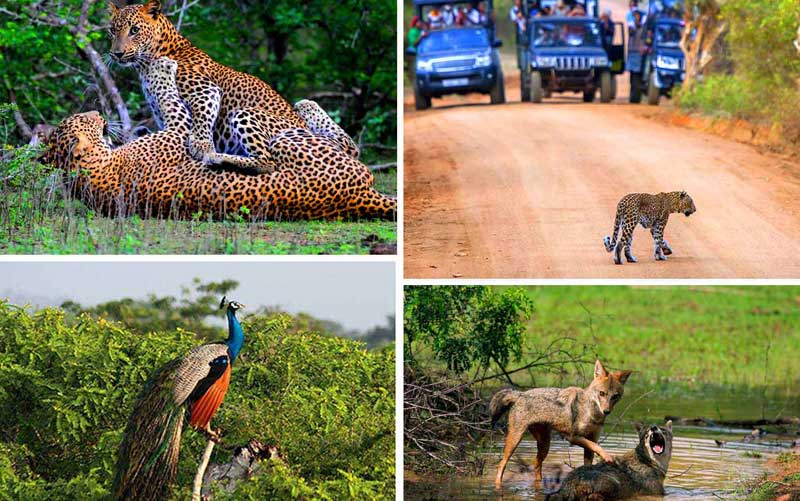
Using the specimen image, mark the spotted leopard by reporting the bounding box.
[41,57,396,221]
[603,191,696,264]
[109,0,317,173]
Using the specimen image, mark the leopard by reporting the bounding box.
[108,0,353,174]
[40,57,396,221]
[603,191,696,265]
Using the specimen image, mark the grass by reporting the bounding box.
[744,453,800,500]
[408,286,800,422]
[509,286,800,388]
[0,140,396,255]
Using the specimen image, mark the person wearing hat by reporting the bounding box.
[408,16,427,47]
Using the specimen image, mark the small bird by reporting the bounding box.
[113,297,246,500]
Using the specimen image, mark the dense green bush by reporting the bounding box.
[678,0,800,133]
[0,302,395,499]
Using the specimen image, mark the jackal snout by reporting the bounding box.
[588,360,632,415]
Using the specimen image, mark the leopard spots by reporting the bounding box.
[110,1,306,167]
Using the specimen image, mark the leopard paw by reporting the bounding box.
[187,135,215,163]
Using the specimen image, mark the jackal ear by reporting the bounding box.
[664,420,672,431]
[143,0,161,18]
[594,359,608,379]
[614,370,632,385]
[635,422,644,434]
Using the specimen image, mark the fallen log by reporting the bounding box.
[200,438,284,499]
[665,416,800,427]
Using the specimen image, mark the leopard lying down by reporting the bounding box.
[39,59,395,221]
[603,191,696,265]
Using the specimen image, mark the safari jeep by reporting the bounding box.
[407,0,505,110]
[519,16,624,103]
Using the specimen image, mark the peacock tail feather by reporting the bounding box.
[113,358,186,501]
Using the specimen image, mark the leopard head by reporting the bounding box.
[108,1,164,65]
[41,112,106,170]
[672,190,696,217]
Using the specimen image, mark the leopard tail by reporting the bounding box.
[604,209,621,252]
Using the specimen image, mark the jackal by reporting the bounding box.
[490,360,632,488]
[547,421,673,500]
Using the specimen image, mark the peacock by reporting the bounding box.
[113,296,246,500]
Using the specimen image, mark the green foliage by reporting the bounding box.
[1,0,396,153]
[0,302,395,499]
[404,286,534,374]
[678,0,800,133]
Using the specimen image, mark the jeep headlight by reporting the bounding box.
[416,59,434,73]
[474,54,492,67]
[656,55,680,70]
[590,56,609,67]
[534,56,557,68]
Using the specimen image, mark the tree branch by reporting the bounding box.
[192,439,215,501]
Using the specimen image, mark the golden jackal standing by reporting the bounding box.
[490,360,632,487]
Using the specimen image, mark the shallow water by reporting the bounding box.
[405,426,792,500]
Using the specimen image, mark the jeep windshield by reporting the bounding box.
[530,20,602,48]
[654,22,683,49]
[417,28,490,54]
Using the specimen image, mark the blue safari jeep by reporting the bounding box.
[628,16,685,105]
[517,7,625,103]
[407,0,505,110]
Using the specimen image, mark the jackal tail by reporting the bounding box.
[490,388,521,427]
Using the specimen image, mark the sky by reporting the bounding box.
[0,261,395,331]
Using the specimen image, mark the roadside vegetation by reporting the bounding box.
[0,0,396,254]
[0,281,395,499]
[677,0,800,138]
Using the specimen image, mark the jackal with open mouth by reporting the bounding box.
[547,421,674,501]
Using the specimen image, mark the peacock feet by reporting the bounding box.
[202,424,223,444]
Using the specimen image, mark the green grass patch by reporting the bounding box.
[0,140,396,254]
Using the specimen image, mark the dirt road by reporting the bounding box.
[404,73,800,278]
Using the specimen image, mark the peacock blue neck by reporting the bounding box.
[226,308,244,361]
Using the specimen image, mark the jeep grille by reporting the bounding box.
[556,56,591,70]
[433,58,476,72]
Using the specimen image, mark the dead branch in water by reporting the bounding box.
[665,416,800,427]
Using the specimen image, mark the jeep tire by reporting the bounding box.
[521,69,531,102]
[414,82,431,111]
[599,70,612,103]
[531,70,543,103]
[490,66,506,104]
[647,71,660,105]
[629,72,643,103]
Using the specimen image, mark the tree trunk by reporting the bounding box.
[680,0,727,91]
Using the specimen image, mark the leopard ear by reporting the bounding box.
[108,1,119,16]
[143,0,161,18]
[680,190,687,197]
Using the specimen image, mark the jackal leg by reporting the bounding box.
[530,424,551,483]
[569,435,614,464]
[583,431,600,465]
[495,419,526,488]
